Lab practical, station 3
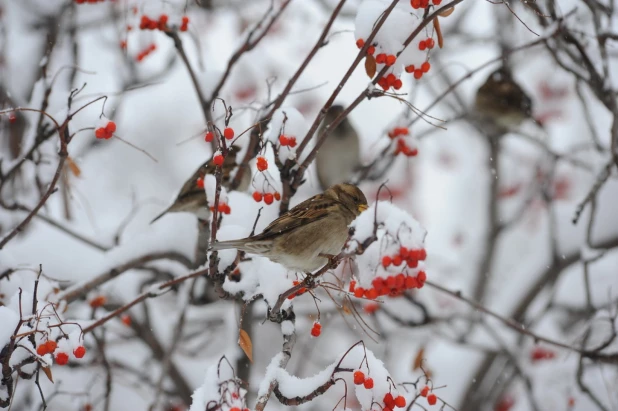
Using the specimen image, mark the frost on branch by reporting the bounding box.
[345,201,428,300]
[258,342,417,411]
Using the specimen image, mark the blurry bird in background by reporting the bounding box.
[474,66,534,137]
[315,105,361,190]
[151,145,250,223]
[209,183,368,273]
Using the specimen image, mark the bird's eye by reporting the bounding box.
[353,196,358,202]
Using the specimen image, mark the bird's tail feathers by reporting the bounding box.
[208,240,249,252]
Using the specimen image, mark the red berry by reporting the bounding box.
[279,135,289,146]
[196,178,204,189]
[392,256,402,266]
[252,191,263,202]
[417,271,427,283]
[73,346,86,359]
[420,385,430,397]
[348,280,356,292]
[426,38,435,49]
[367,45,375,55]
[384,393,395,408]
[433,0,442,4]
[395,273,405,289]
[427,393,437,405]
[405,276,419,289]
[356,38,365,49]
[55,352,69,365]
[213,154,224,167]
[395,396,406,407]
[353,370,365,385]
[414,69,423,80]
[407,258,418,268]
[37,345,49,356]
[313,322,321,330]
[105,121,116,133]
[386,276,396,289]
[382,256,392,267]
[372,277,385,290]
[159,14,168,25]
[363,377,374,389]
[181,16,189,24]
[386,54,397,66]
[366,288,378,299]
[364,302,380,314]
[405,65,415,73]
[288,137,297,147]
[90,295,106,308]
[375,53,386,64]
[393,79,403,90]
[421,61,431,73]
[399,246,409,258]
[45,340,57,353]
[223,203,231,214]
[223,127,234,140]
[354,287,365,298]
[230,408,241,411]
[419,248,427,260]
[411,0,421,8]
[419,40,427,51]
[256,156,268,171]
[311,326,321,337]
[95,128,106,139]
[121,314,132,326]
[205,131,214,142]
[274,192,281,201]
[264,193,274,205]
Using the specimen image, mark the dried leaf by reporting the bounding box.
[365,55,377,79]
[438,6,455,17]
[341,298,353,315]
[42,366,54,383]
[66,156,81,178]
[433,17,444,49]
[412,346,425,370]
[238,329,253,363]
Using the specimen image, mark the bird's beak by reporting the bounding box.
[358,204,368,213]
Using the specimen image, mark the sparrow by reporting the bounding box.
[209,183,368,272]
[474,66,533,136]
[151,145,250,223]
[315,105,361,190]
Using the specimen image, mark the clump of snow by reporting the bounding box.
[189,357,248,411]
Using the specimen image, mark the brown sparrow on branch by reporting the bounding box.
[151,145,250,223]
[474,66,533,136]
[209,183,368,272]
[315,105,361,190]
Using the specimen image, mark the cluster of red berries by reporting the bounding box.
[394,138,418,157]
[418,38,436,51]
[377,73,403,91]
[179,16,189,32]
[530,346,555,362]
[136,43,157,62]
[310,321,322,337]
[210,202,231,215]
[410,0,441,9]
[420,386,437,406]
[74,0,104,3]
[36,340,57,356]
[382,392,407,410]
[94,121,116,140]
[279,134,297,147]
[139,14,169,31]
[351,270,426,299]
[287,280,307,300]
[256,157,268,172]
[228,408,250,411]
[376,53,397,66]
[388,127,410,139]
[205,128,233,143]
[405,61,431,80]
[44,343,86,365]
[352,370,375,389]
[383,247,427,268]
[252,191,281,205]
[356,39,376,55]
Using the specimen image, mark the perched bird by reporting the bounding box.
[209,183,368,272]
[474,66,533,136]
[315,105,361,190]
[151,145,250,223]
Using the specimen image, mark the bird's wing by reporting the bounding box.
[253,194,336,241]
